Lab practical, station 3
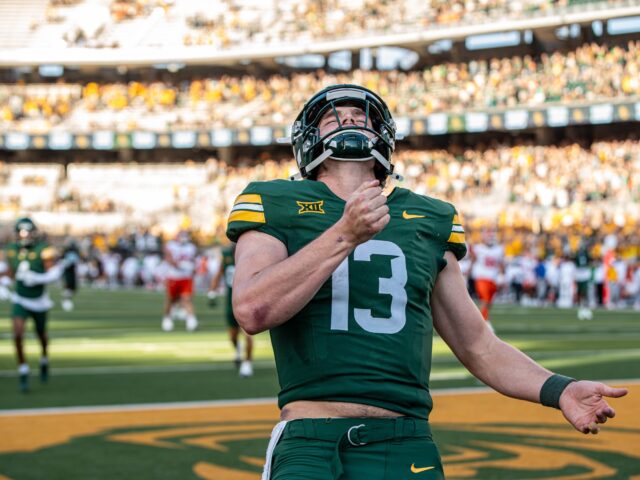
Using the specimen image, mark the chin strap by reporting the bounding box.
[290,149,334,180]
[290,135,404,182]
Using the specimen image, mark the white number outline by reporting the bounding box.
[331,239,407,334]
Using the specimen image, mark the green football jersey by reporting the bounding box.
[221,244,236,289]
[5,241,56,299]
[221,244,237,325]
[227,179,467,419]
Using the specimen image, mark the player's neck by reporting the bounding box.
[316,160,376,200]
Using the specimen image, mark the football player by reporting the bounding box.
[60,237,80,311]
[2,218,66,392]
[209,243,253,377]
[228,85,627,480]
[470,227,504,330]
[161,230,198,332]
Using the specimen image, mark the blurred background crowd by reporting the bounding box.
[2,41,640,133]
[29,0,628,50]
[1,0,639,312]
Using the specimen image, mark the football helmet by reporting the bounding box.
[291,84,399,182]
[14,217,37,246]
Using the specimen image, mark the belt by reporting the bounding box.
[283,417,432,479]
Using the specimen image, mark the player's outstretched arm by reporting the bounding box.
[233,180,389,334]
[432,251,628,434]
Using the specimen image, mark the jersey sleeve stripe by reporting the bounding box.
[453,214,461,224]
[451,225,465,233]
[231,203,264,213]
[228,210,266,224]
[447,232,465,244]
[234,194,262,205]
[41,247,57,260]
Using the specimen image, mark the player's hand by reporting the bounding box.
[336,179,389,245]
[559,380,628,434]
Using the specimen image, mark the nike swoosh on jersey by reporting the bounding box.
[410,464,435,474]
[402,211,426,220]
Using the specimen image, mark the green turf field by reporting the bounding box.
[1,288,638,479]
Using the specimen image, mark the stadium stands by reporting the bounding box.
[2,41,640,133]
[0,163,62,211]
[1,140,637,238]
[11,0,630,51]
[0,0,47,49]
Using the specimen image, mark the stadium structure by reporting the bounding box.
[1,3,640,480]
[0,0,639,241]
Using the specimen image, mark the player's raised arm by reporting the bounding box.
[232,179,388,334]
[432,251,628,434]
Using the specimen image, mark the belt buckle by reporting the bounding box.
[347,424,367,446]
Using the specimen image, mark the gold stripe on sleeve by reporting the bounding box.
[229,210,266,224]
[234,194,262,205]
[447,232,465,244]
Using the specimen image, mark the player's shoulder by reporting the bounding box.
[397,188,458,220]
[231,179,325,219]
[238,179,300,198]
[4,242,19,256]
[38,242,57,260]
[236,180,316,203]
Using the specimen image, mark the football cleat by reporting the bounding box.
[161,317,174,332]
[185,316,198,332]
[40,358,49,383]
[18,364,30,393]
[239,360,253,378]
[61,299,74,312]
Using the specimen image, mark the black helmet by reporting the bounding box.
[291,84,399,183]
[15,217,37,246]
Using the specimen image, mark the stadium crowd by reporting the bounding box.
[2,137,638,312]
[38,0,620,50]
[1,139,638,235]
[2,41,640,133]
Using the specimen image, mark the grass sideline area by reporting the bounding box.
[0,288,639,479]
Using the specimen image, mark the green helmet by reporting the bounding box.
[290,84,398,182]
[15,217,38,246]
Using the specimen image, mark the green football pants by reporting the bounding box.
[11,303,48,336]
[268,417,444,480]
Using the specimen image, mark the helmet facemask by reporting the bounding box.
[15,218,37,247]
[291,85,400,184]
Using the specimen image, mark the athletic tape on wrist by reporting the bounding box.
[540,374,576,409]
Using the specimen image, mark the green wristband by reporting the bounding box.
[540,374,576,409]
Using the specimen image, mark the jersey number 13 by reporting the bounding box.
[331,239,408,334]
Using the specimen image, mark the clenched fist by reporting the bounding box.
[335,179,390,246]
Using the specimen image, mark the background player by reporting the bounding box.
[161,230,198,332]
[60,237,81,312]
[209,243,253,377]
[470,227,505,330]
[2,218,65,392]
